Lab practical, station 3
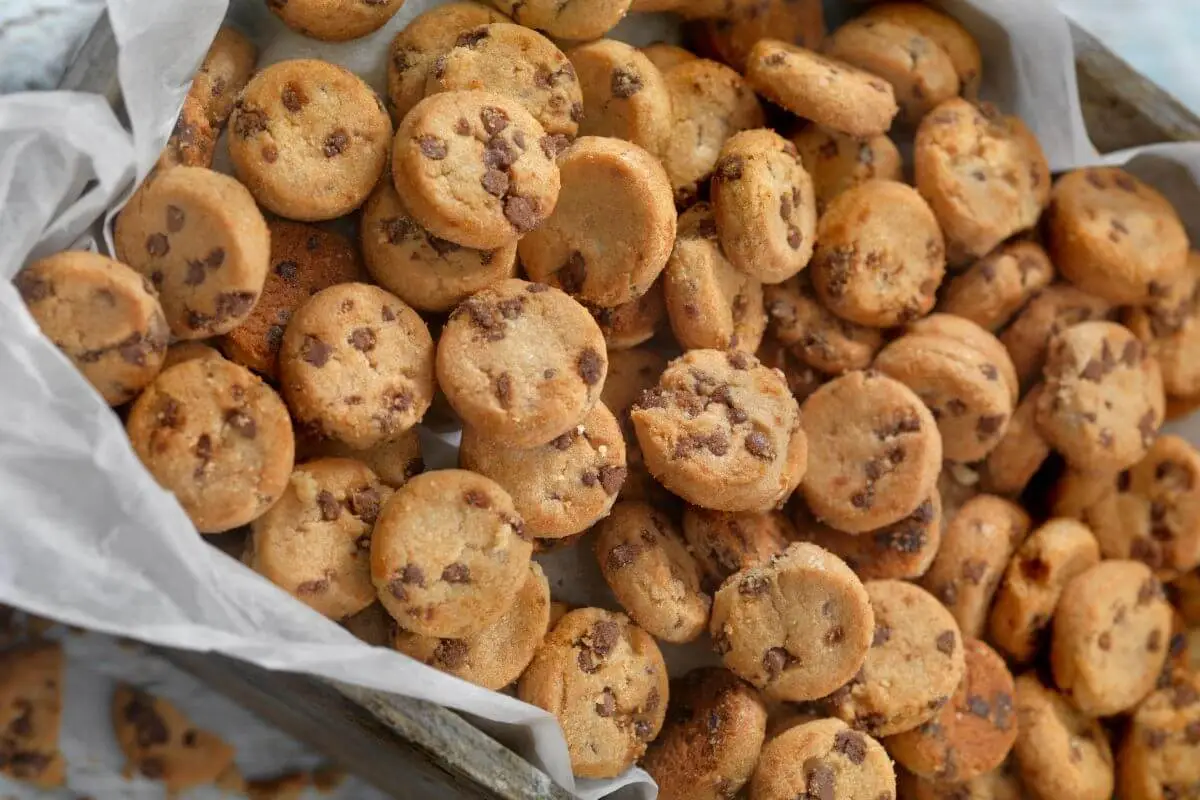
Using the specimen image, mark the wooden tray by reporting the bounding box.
[56,11,1200,800]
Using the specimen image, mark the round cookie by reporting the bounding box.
[228,60,392,221]
[279,283,434,450]
[486,0,632,41]
[392,90,561,250]
[301,427,423,490]
[685,0,825,74]
[640,42,697,73]
[426,23,583,139]
[370,469,532,639]
[246,458,389,620]
[1011,674,1114,800]
[517,608,667,779]
[824,17,960,124]
[980,385,1052,497]
[749,717,895,800]
[792,126,903,215]
[1118,674,1200,800]
[682,506,792,594]
[190,26,256,129]
[642,667,767,800]
[222,220,364,379]
[921,495,1029,638]
[594,501,711,643]
[745,39,898,139]
[158,94,217,170]
[568,39,671,156]
[1000,284,1113,391]
[792,494,943,581]
[906,313,1019,404]
[17,251,168,406]
[602,347,669,504]
[361,177,517,314]
[1051,559,1173,716]
[112,687,234,794]
[898,761,1026,800]
[764,275,881,375]
[519,136,676,308]
[661,58,765,207]
[825,580,965,737]
[592,279,665,350]
[663,202,767,353]
[1035,320,1165,473]
[710,542,874,701]
[436,279,606,448]
[800,370,942,534]
[385,2,510,125]
[0,644,66,789]
[915,100,1051,263]
[939,241,1056,333]
[267,0,404,41]
[392,560,549,690]
[114,167,270,340]
[1048,167,1189,304]
[630,348,807,513]
[757,334,827,403]
[460,402,626,539]
[1124,251,1200,399]
[862,3,983,97]
[810,180,946,328]
[710,128,817,284]
[886,640,1017,783]
[162,341,223,370]
[126,357,295,534]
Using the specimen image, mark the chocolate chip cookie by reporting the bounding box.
[592,279,666,350]
[686,0,825,73]
[979,385,1052,497]
[763,275,882,374]
[1000,283,1113,391]
[939,241,1056,333]
[1124,250,1200,399]
[1117,673,1200,800]
[486,0,633,41]
[112,686,235,793]
[267,0,405,42]
[749,717,895,800]
[1011,673,1114,800]
[861,3,982,97]
[301,427,423,489]
[0,644,66,789]
[792,125,903,215]
[568,39,671,155]
[682,506,792,593]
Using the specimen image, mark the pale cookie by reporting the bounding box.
[642,667,768,800]
[640,42,697,73]
[630,349,807,512]
[940,241,1056,332]
[1118,674,1200,800]
[862,3,983,97]
[113,166,270,339]
[792,125,903,214]
[392,561,549,690]
[222,220,363,379]
[906,313,1019,404]
[246,458,389,620]
[279,283,434,450]
[1036,320,1165,472]
[757,334,827,404]
[763,275,882,374]
[825,580,965,737]
[1000,284,1113,391]
[460,402,627,539]
[392,90,561,250]
[749,717,895,800]
[886,640,1017,783]
[126,357,295,533]
[682,506,792,593]
[1125,251,1200,399]
[686,0,825,73]
[436,279,606,447]
[661,58,765,207]
[361,176,517,314]
[17,251,168,406]
[592,278,665,350]
[568,39,671,156]
[1051,560,1172,716]
[745,39,898,139]
[987,518,1101,664]
[1048,167,1189,304]
[486,0,632,41]
[190,26,256,128]
[711,542,874,702]
[229,59,392,221]
[663,202,766,352]
[915,99,1050,263]
[800,370,942,534]
[0,644,66,789]
[267,0,405,42]
[1011,674,1114,800]
[594,501,711,643]
[519,136,676,308]
[810,180,946,328]
[112,686,234,793]
[426,23,583,139]
[371,469,532,638]
[301,427,423,489]
[921,495,1029,638]
[824,17,960,124]
[517,608,667,779]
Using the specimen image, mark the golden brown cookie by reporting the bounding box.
[939,241,1056,333]
[267,0,405,42]
[1117,674,1200,800]
[112,686,234,793]
[158,94,218,170]
[682,506,792,593]
[1000,283,1113,391]
[1124,251,1200,399]
[763,275,882,374]
[301,427,423,490]
[897,760,1026,800]
[640,42,697,73]
[1011,673,1114,800]
[861,3,982,97]
[979,386,1052,497]
[568,39,671,155]
[792,493,942,581]
[685,0,825,74]
[906,313,1019,404]
[749,718,895,800]
[0,644,66,789]
[602,347,669,504]
[486,0,633,41]
[792,125,903,215]
[591,278,666,350]
[756,334,828,404]
[190,26,256,129]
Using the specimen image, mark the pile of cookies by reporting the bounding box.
[11,0,1200,798]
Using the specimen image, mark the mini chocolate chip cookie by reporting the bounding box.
[664,202,767,353]
[749,717,896,800]
[517,608,668,779]
[792,125,903,215]
[267,0,405,42]
[756,334,828,404]
[682,506,792,593]
[800,370,942,534]
[126,357,295,533]
[631,348,807,512]
[940,241,1056,332]
[437,279,607,447]
[592,279,666,350]
[1117,673,1200,800]
[641,42,697,73]
[17,250,168,406]
[519,136,676,308]
[861,3,983,97]
[898,761,1025,800]
[710,542,874,701]
[763,275,882,375]
[792,494,943,581]
[810,180,946,328]
[826,580,965,737]
[229,59,392,221]
[1000,283,1113,391]
[1011,673,1114,800]
[486,0,633,41]
[301,427,423,490]
[161,341,223,370]
[114,166,270,340]
[568,39,671,155]
[190,26,256,129]
[1124,251,1200,399]
[0,644,66,789]
[371,469,531,638]
[112,686,235,793]
[980,385,1052,497]
[906,313,1019,404]
[602,347,669,503]
[158,93,217,170]
[686,0,825,73]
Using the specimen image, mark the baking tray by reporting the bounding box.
[55,8,1200,800]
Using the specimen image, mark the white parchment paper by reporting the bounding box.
[0,1,1197,798]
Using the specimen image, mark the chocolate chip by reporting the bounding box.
[762,646,795,677]
[463,490,490,508]
[977,414,1006,439]
[591,619,620,657]
[503,195,540,232]
[441,563,471,584]
[714,156,744,181]
[348,327,376,352]
[744,431,774,460]
[146,233,170,257]
[935,630,956,655]
[825,626,845,646]
[123,692,170,748]
[481,168,509,197]
[233,108,268,138]
[557,251,587,294]
[281,83,306,112]
[611,68,643,98]
[314,490,341,522]
[399,564,426,588]
[539,134,569,159]
[787,226,802,250]
[455,26,489,48]
[804,759,835,800]
[417,135,448,159]
[739,574,770,596]
[1138,576,1163,606]
[434,639,469,668]
[595,687,616,717]
[598,466,626,496]
[224,408,257,439]
[348,487,381,524]
[872,625,892,647]
[577,347,603,385]
[297,576,330,594]
[139,757,165,779]
[833,730,867,764]
[494,372,513,408]
[607,543,640,570]
[165,204,186,233]
[215,291,255,322]
[302,335,332,367]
